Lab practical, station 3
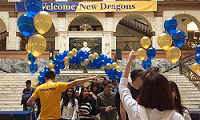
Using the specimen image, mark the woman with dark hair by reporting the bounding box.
[61,87,78,120]
[89,81,100,101]
[169,81,191,120]
[77,87,98,120]
[119,50,184,120]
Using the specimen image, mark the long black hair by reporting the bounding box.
[63,87,76,107]
[90,82,100,96]
[169,81,187,115]
[78,87,89,106]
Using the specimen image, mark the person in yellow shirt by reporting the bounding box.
[27,71,99,120]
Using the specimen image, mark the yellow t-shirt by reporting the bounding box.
[32,82,68,120]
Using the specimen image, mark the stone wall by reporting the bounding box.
[0,58,179,73]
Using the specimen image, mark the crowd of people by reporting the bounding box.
[21,50,192,120]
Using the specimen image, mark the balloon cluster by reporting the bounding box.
[17,0,53,74]
[32,49,123,88]
[192,45,200,73]
[136,36,156,70]
[158,17,186,64]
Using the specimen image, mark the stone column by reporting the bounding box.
[7,17,20,50]
[153,17,163,50]
[103,31,113,57]
[58,31,68,53]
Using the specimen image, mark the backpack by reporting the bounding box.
[21,88,34,105]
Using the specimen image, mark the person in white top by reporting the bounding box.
[61,87,78,120]
[169,81,192,120]
[119,50,184,120]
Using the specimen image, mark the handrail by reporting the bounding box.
[119,19,152,37]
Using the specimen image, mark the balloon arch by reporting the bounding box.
[32,49,123,87]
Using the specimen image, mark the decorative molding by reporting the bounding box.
[106,12,114,18]
[9,11,17,17]
[58,12,66,18]
[55,32,58,37]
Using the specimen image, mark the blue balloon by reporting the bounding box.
[28,53,36,63]
[38,81,44,86]
[101,60,106,67]
[146,47,156,60]
[44,66,50,72]
[195,54,200,64]
[116,71,123,78]
[106,57,111,63]
[142,58,152,70]
[69,58,74,65]
[88,51,93,54]
[77,50,83,57]
[164,17,178,35]
[110,60,114,64]
[98,54,104,60]
[55,54,60,59]
[52,59,58,64]
[109,74,115,80]
[79,57,84,63]
[17,14,35,37]
[75,60,80,65]
[195,45,200,54]
[116,76,120,83]
[172,30,186,48]
[60,63,65,69]
[105,69,109,74]
[59,54,64,60]
[96,63,101,69]
[111,68,117,74]
[37,75,44,82]
[83,52,88,59]
[30,63,38,74]
[24,0,42,16]
[39,71,45,77]
[55,70,60,75]
[63,50,69,57]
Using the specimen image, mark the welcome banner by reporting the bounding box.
[15,1,157,12]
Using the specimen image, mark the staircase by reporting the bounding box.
[119,19,153,38]
[163,73,200,111]
[0,72,200,111]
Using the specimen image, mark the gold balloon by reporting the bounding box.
[68,51,73,58]
[25,54,31,65]
[81,62,86,66]
[34,78,39,84]
[192,63,200,73]
[166,46,181,64]
[51,69,56,73]
[93,53,99,58]
[136,48,146,60]
[32,83,37,88]
[84,59,90,65]
[88,54,94,60]
[64,57,70,66]
[111,62,118,69]
[141,36,151,49]
[28,34,47,57]
[100,66,105,71]
[72,48,77,55]
[116,66,122,71]
[25,44,31,53]
[48,62,55,69]
[157,33,172,51]
[34,11,52,35]
[105,63,111,69]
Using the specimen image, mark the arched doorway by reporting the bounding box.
[68,15,103,31]
[116,15,153,51]
[0,19,7,51]
[68,15,103,54]
[173,14,200,50]
[20,23,55,51]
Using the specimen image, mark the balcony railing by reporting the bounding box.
[20,41,55,51]
[180,39,200,50]
[116,40,149,51]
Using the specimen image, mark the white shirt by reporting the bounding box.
[119,77,184,120]
[62,99,78,120]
